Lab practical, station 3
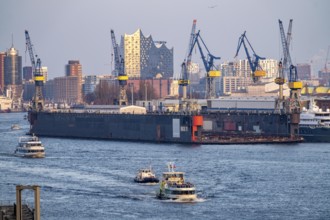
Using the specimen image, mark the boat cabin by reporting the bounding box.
[162,172,184,183]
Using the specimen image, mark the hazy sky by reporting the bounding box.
[1,0,329,79]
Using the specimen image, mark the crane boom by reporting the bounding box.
[110,29,124,76]
[286,19,293,49]
[281,19,293,79]
[25,30,36,71]
[186,19,197,67]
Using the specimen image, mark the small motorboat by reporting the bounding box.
[11,124,21,130]
[14,135,45,158]
[156,162,197,201]
[134,167,159,184]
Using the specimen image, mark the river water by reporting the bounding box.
[0,112,329,219]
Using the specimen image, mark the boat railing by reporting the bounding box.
[168,182,194,188]
[19,135,40,143]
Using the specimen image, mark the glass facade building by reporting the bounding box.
[123,29,173,79]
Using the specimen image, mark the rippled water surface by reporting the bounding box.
[1,112,330,219]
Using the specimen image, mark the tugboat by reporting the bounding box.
[134,166,159,184]
[156,162,197,201]
[14,135,45,158]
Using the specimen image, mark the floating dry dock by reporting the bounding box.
[28,104,302,144]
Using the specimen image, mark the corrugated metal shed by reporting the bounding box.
[208,97,276,110]
[119,105,147,114]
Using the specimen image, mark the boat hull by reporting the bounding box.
[300,127,330,142]
[156,190,197,201]
[134,177,159,183]
[14,152,45,158]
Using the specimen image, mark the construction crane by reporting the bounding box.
[111,29,128,106]
[279,19,302,136]
[234,31,266,83]
[178,19,197,99]
[188,30,221,99]
[24,30,44,111]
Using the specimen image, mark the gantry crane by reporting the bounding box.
[111,29,128,106]
[178,19,197,99]
[279,19,302,136]
[234,31,266,83]
[188,30,221,99]
[25,30,44,111]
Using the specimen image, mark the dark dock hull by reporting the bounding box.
[28,110,302,144]
[29,111,194,143]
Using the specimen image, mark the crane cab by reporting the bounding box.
[253,70,266,77]
[288,81,303,90]
[208,70,221,77]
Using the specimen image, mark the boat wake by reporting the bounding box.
[161,197,206,203]
[138,182,158,186]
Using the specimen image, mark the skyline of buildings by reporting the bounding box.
[0,36,329,106]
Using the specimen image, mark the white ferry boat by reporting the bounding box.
[157,162,197,201]
[134,167,159,184]
[14,135,45,158]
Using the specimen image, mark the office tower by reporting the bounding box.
[23,66,33,82]
[296,63,311,80]
[54,76,79,103]
[123,29,173,79]
[65,60,82,102]
[41,66,48,82]
[4,46,22,102]
[83,75,100,96]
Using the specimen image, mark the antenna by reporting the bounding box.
[325,45,330,72]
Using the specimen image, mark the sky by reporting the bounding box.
[1,0,329,79]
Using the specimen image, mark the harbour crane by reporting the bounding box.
[275,19,292,104]
[234,31,266,83]
[188,30,221,99]
[178,19,197,99]
[111,29,128,106]
[279,19,302,135]
[24,30,44,111]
